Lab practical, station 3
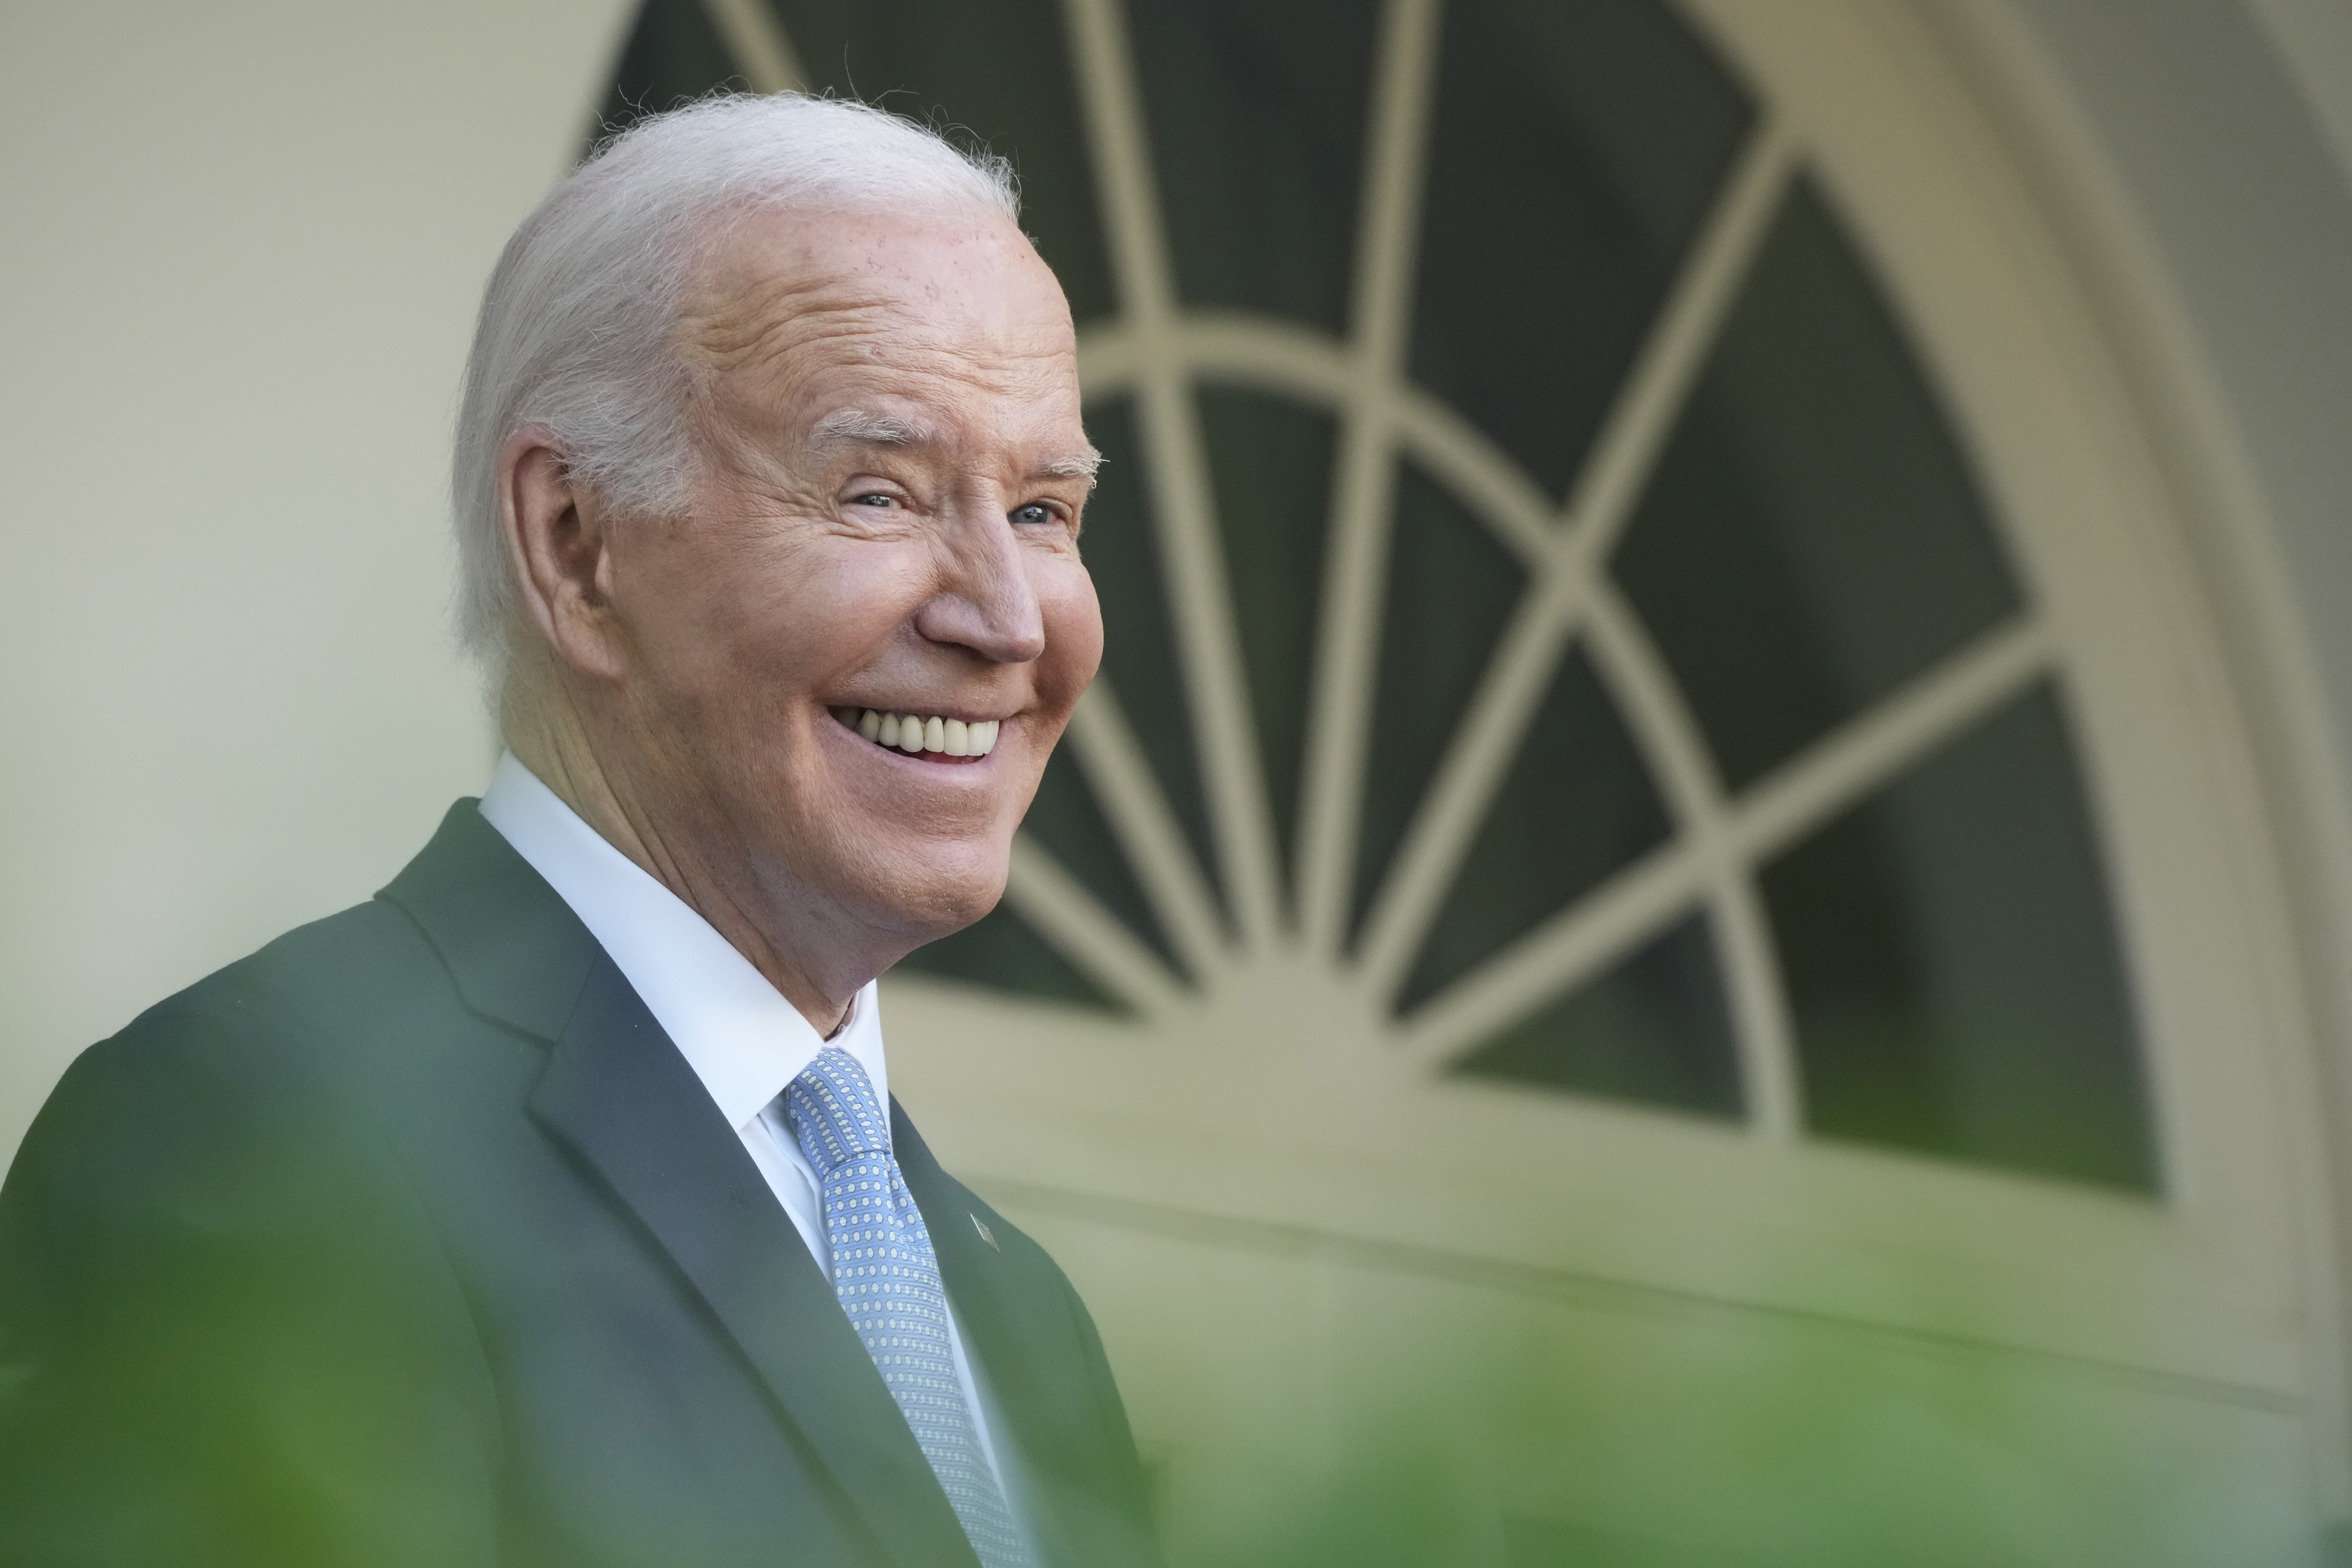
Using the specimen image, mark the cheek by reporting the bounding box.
[647,539,933,701]
[1037,563,1104,708]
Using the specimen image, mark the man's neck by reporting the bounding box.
[501,683,862,1037]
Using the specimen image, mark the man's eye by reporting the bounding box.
[851,492,899,509]
[1011,502,1058,527]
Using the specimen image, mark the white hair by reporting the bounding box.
[451,93,1021,675]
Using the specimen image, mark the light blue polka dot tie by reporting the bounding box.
[783,1047,1034,1568]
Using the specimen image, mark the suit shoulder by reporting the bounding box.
[14,898,458,1187]
[110,895,457,1071]
[172,894,446,1032]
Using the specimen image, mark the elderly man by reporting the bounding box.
[0,96,1157,1568]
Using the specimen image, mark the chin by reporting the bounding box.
[861,844,1010,948]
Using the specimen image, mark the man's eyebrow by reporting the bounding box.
[808,407,938,449]
[1037,448,1105,482]
[812,411,1103,485]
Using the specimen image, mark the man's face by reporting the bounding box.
[595,207,1102,949]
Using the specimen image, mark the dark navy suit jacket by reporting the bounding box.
[0,802,1161,1568]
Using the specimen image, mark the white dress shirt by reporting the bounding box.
[478,752,1018,1495]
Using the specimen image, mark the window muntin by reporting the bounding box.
[1350,458,1527,947]
[1410,0,1753,502]
[1127,0,1382,332]
[1197,384,1340,888]
[1612,178,2027,793]
[1452,911,1742,1118]
[1762,681,2153,1189]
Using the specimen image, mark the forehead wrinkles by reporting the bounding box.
[678,260,897,381]
[680,224,1045,369]
[675,223,1081,464]
[699,322,1076,452]
[691,316,1077,457]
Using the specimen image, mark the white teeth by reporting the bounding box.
[848,708,1001,757]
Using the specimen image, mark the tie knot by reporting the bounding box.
[782,1047,889,1178]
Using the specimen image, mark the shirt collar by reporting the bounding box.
[476,752,887,1132]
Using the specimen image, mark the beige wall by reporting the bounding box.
[0,0,634,1156]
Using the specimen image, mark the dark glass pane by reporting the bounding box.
[1400,643,1671,1009]
[763,0,1118,322]
[1760,683,2155,1191]
[1198,385,1338,904]
[1125,0,1380,332]
[1082,398,1225,917]
[1612,178,2025,792]
[594,0,740,142]
[1351,462,1527,946]
[897,901,1120,1011]
[1020,746,1187,982]
[1451,916,1742,1119]
[1411,0,1753,501]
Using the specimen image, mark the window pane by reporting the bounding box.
[1759,683,2156,1190]
[765,0,1119,323]
[1401,642,1670,1011]
[897,900,1122,1011]
[595,0,740,139]
[1125,0,1380,332]
[1351,461,1527,946]
[1083,398,1227,918]
[1198,385,1337,906]
[1410,0,1753,501]
[1450,915,1742,1119]
[900,743,1180,1006]
[1021,746,1187,982]
[1612,178,2024,792]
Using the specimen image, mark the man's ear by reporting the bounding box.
[499,427,627,681]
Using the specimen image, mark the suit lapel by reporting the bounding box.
[378,801,600,1041]
[384,802,980,1568]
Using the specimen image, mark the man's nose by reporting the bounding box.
[911,494,1048,664]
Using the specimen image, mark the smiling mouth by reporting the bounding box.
[831,706,999,763]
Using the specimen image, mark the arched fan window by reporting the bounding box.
[597,0,2154,1193]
